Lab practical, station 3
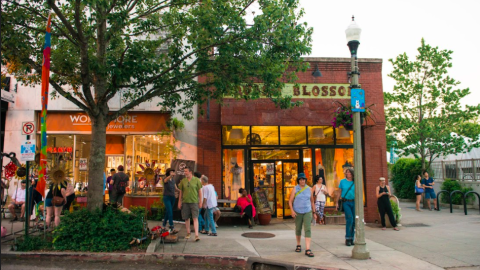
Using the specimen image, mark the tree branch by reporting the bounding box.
[47,0,80,40]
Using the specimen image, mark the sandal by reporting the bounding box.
[381,227,386,230]
[200,230,208,234]
[305,249,314,257]
[295,245,301,252]
[393,227,399,231]
[208,233,217,236]
[248,225,253,229]
[185,233,191,239]
[195,236,200,242]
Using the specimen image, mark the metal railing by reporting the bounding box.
[430,159,480,181]
[436,190,480,215]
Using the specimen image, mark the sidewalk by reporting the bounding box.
[2,202,480,270]
[153,202,480,270]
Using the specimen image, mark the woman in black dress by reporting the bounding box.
[376,177,399,231]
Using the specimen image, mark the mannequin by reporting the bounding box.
[317,162,325,182]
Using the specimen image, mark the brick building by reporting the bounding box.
[196,57,387,223]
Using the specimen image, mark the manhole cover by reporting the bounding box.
[402,223,430,227]
[242,232,276,238]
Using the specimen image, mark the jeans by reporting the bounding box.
[204,207,217,234]
[344,200,355,240]
[163,195,175,228]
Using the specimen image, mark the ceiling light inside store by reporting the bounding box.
[229,129,244,140]
[304,158,311,162]
[311,128,325,139]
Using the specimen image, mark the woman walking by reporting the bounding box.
[376,177,399,231]
[337,168,355,246]
[312,175,327,224]
[163,168,180,232]
[289,173,316,257]
[414,175,424,211]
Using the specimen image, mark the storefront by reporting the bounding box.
[36,111,172,207]
[197,57,387,222]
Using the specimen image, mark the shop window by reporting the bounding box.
[251,126,278,145]
[280,126,306,145]
[74,135,91,192]
[129,135,171,195]
[314,148,354,207]
[336,127,353,144]
[308,126,334,145]
[222,126,249,145]
[303,149,313,186]
[251,150,299,160]
[223,149,245,201]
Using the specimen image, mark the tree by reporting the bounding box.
[385,39,480,170]
[2,0,312,210]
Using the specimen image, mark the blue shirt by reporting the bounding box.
[293,185,312,214]
[421,177,434,192]
[339,179,355,200]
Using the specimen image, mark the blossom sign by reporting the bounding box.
[351,88,365,112]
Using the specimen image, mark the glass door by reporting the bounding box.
[282,162,299,218]
[252,162,276,216]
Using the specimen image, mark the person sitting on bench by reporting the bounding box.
[8,180,27,222]
[236,188,256,229]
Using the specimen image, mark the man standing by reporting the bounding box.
[201,175,218,236]
[110,165,128,206]
[106,168,116,201]
[8,180,27,222]
[178,167,203,241]
[421,171,437,211]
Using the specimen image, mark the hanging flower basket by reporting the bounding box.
[331,102,376,129]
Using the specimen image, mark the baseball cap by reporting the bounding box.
[297,173,306,180]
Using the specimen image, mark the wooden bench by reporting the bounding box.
[217,199,255,226]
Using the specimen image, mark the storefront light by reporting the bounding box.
[229,128,244,140]
[311,128,325,139]
[337,127,350,139]
[303,158,311,162]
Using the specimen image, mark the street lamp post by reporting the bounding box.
[346,16,370,260]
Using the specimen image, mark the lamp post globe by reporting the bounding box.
[345,16,370,260]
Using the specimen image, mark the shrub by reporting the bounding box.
[52,207,143,252]
[17,235,52,251]
[440,179,474,205]
[390,158,423,199]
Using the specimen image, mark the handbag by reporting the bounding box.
[52,185,65,207]
[415,184,424,193]
[338,181,354,212]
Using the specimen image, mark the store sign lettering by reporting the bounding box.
[229,83,351,99]
[69,114,138,130]
[47,147,73,153]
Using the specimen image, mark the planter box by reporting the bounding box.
[324,215,346,225]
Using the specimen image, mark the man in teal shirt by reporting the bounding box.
[178,167,203,241]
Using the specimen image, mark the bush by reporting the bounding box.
[390,158,423,199]
[17,235,52,251]
[440,179,474,205]
[52,207,143,252]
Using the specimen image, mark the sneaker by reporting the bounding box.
[215,222,218,228]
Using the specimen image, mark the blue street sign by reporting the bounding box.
[351,88,365,112]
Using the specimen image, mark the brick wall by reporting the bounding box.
[197,57,387,223]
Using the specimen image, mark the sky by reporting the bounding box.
[296,0,480,107]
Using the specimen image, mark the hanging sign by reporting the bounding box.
[20,140,36,161]
[351,88,365,112]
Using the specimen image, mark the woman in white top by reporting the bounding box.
[312,175,328,224]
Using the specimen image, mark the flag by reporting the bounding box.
[36,14,52,197]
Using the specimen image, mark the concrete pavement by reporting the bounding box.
[154,202,480,270]
[1,202,480,270]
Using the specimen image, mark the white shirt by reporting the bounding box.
[202,184,217,209]
[314,184,326,202]
[12,188,26,202]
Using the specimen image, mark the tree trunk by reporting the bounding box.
[86,114,108,211]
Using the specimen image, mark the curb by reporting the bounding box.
[1,251,248,268]
[247,257,341,270]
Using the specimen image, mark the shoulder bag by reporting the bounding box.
[414,181,424,193]
[52,185,65,207]
[338,182,354,212]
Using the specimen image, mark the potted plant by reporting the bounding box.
[324,210,346,225]
[332,102,376,131]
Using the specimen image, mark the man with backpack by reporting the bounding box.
[110,165,129,206]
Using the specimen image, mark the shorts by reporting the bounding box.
[45,198,53,207]
[415,193,422,196]
[181,203,199,220]
[213,207,220,212]
[425,191,436,199]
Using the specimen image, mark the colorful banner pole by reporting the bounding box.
[36,14,52,198]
